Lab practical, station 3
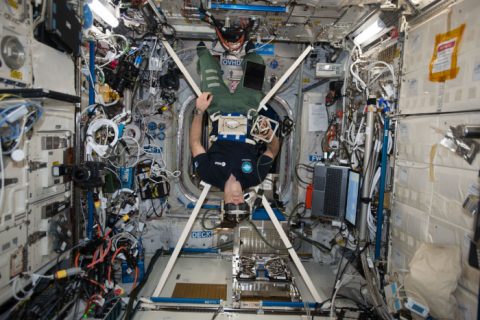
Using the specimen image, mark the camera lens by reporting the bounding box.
[72,166,90,183]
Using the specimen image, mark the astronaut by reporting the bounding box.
[189,43,280,205]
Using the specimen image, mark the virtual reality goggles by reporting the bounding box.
[222,202,250,222]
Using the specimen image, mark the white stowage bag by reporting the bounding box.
[404,243,462,319]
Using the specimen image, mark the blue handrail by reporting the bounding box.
[375,99,390,260]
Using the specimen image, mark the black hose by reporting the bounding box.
[123,248,163,320]
[291,230,331,253]
[247,220,291,251]
[201,210,222,230]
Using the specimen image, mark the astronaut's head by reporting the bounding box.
[222,175,251,223]
[223,174,244,205]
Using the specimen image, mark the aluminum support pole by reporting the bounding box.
[357,99,392,319]
[257,45,313,112]
[359,98,377,243]
[261,196,323,302]
[123,88,133,115]
[152,182,211,297]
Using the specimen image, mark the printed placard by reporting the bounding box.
[191,231,213,238]
[429,24,465,82]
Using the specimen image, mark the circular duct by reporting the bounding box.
[1,35,26,70]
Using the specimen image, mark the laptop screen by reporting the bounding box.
[243,61,265,91]
[345,171,360,226]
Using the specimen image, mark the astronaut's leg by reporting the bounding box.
[233,51,266,114]
[197,45,232,115]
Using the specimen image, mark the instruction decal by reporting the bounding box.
[309,154,322,162]
[308,103,328,132]
[429,24,465,82]
[191,231,213,238]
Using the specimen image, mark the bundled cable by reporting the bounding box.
[93,34,130,68]
[198,4,251,52]
[85,118,119,158]
[0,100,44,154]
[72,223,142,317]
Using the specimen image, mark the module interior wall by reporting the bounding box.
[141,217,232,254]
[391,113,479,319]
[400,0,480,114]
[296,91,328,204]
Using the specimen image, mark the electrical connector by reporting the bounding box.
[54,267,84,279]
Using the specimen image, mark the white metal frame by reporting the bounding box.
[152,41,322,302]
[151,184,323,302]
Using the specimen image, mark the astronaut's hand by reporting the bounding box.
[196,92,213,112]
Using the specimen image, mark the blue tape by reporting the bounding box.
[210,3,287,12]
[122,260,145,283]
[186,203,221,210]
[252,208,285,221]
[118,123,125,137]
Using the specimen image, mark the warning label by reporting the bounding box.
[431,39,456,74]
[429,24,465,82]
